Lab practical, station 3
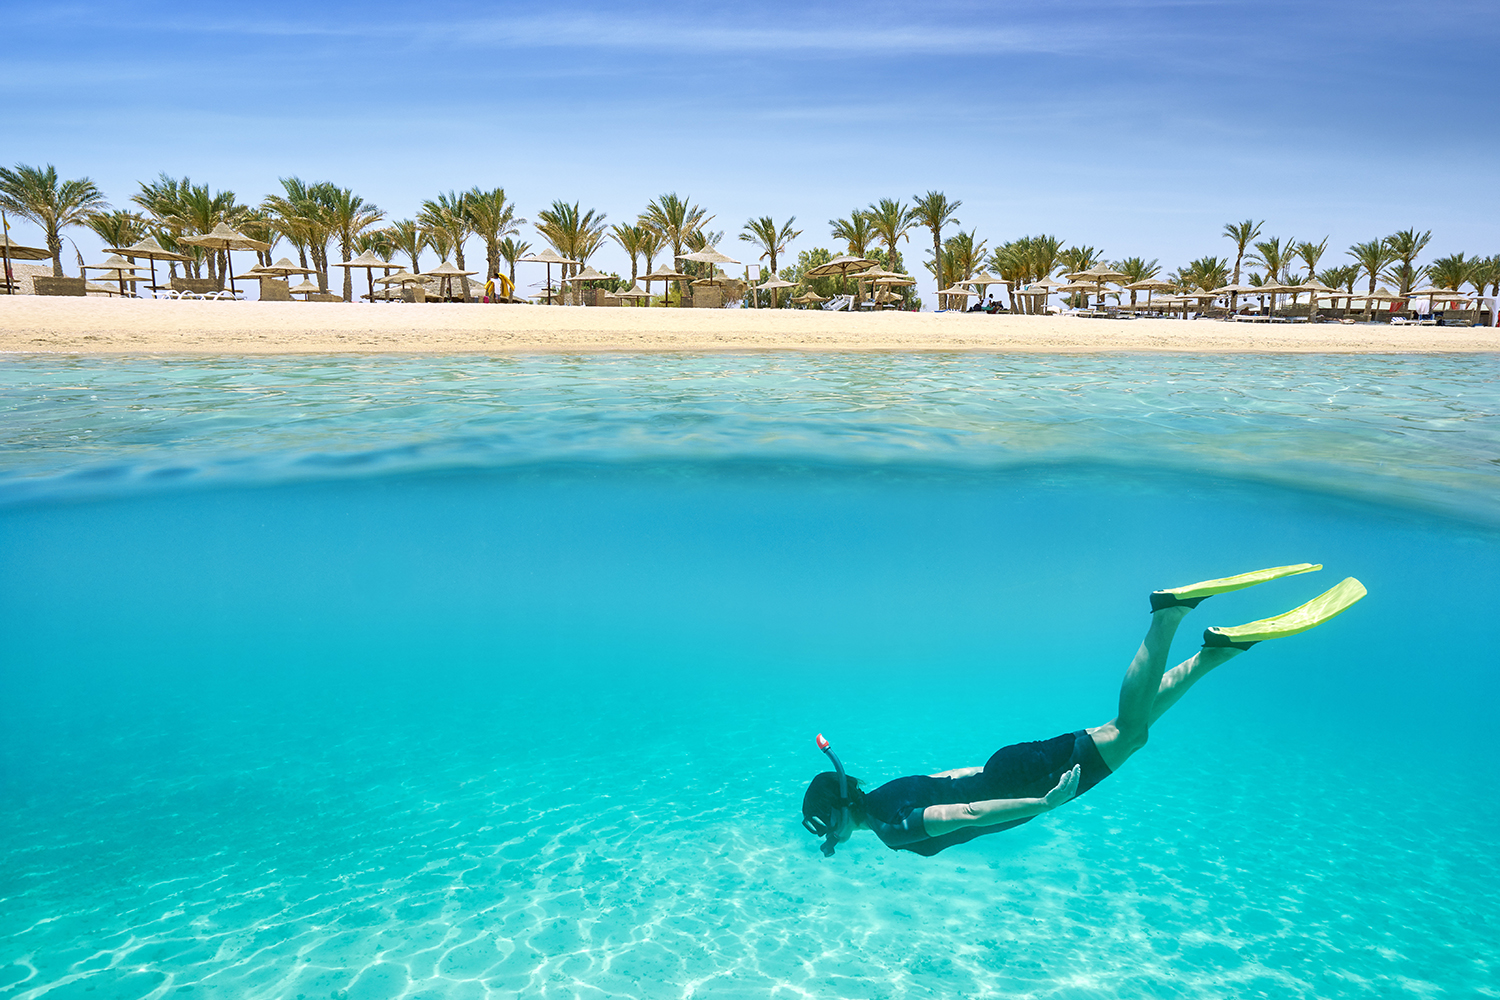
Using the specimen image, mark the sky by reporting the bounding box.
[4,0,1496,300]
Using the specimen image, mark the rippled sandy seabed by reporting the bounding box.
[2,352,1497,1000]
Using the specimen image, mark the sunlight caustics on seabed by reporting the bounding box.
[2,352,1498,1000]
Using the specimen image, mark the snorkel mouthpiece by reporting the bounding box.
[813,733,850,857]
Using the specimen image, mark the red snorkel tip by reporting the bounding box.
[816,733,830,751]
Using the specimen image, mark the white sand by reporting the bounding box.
[2,297,1496,354]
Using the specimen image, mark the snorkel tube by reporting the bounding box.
[812,733,850,857]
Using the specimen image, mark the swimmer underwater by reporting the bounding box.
[801,565,1366,858]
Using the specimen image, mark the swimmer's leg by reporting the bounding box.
[1088,605,1199,772]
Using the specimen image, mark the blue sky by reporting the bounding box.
[5,0,1496,298]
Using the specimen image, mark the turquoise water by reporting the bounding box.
[2,353,1498,1000]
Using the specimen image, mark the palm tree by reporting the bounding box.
[1248,236,1297,314]
[912,190,960,306]
[641,194,710,305]
[829,210,876,259]
[637,224,662,280]
[926,230,986,309]
[1468,255,1500,308]
[324,187,383,301]
[865,198,915,275]
[1113,256,1161,306]
[1426,252,1472,292]
[1382,228,1431,296]
[497,237,531,290]
[132,174,198,277]
[1058,245,1102,308]
[385,219,426,274]
[609,223,648,286]
[642,193,711,274]
[1294,237,1329,316]
[262,178,333,288]
[738,215,802,298]
[536,201,608,301]
[84,209,147,251]
[0,164,109,276]
[1347,238,1395,320]
[463,187,524,280]
[419,191,472,293]
[1221,219,1263,311]
[237,208,281,267]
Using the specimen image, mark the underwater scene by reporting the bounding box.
[2,353,1497,1000]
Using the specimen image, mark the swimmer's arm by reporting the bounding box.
[921,766,1081,836]
[928,766,984,779]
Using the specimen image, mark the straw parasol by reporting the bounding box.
[336,250,398,303]
[1,225,50,294]
[1293,278,1336,322]
[642,262,692,306]
[791,289,829,307]
[613,284,652,306]
[1064,264,1129,309]
[805,254,878,303]
[1122,277,1176,309]
[519,248,581,305]
[178,223,270,295]
[565,265,612,305]
[287,278,324,300]
[1405,286,1470,312]
[83,254,149,296]
[106,235,190,293]
[425,259,479,301]
[755,275,797,309]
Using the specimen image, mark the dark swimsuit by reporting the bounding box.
[861,730,1112,856]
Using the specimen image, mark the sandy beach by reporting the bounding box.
[1,297,1496,353]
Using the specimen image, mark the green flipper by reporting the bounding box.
[1151,563,1322,610]
[1203,577,1367,648]
[1160,563,1322,600]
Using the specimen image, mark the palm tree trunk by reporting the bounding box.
[932,232,943,310]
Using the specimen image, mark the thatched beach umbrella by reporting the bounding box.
[791,290,829,307]
[519,248,580,305]
[425,259,479,301]
[1064,264,1129,309]
[755,275,796,308]
[336,249,397,303]
[806,254,878,304]
[565,265,612,305]
[1123,277,1175,309]
[178,223,270,295]
[613,284,652,307]
[1405,286,1470,313]
[287,278,324,300]
[106,235,190,294]
[642,262,692,306]
[1,227,50,294]
[83,254,149,296]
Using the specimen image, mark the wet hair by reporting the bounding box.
[801,771,866,829]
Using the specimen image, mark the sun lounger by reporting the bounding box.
[821,294,853,311]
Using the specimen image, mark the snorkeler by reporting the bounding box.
[801,564,1366,858]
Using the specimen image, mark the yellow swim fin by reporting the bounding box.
[1202,577,1367,649]
[1151,563,1322,610]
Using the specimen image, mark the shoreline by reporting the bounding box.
[2,298,1497,354]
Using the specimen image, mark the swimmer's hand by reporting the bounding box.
[1043,765,1082,809]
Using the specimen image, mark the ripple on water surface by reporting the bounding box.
[1,352,1497,523]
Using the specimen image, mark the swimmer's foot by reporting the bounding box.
[1150,563,1322,611]
[1202,577,1367,650]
